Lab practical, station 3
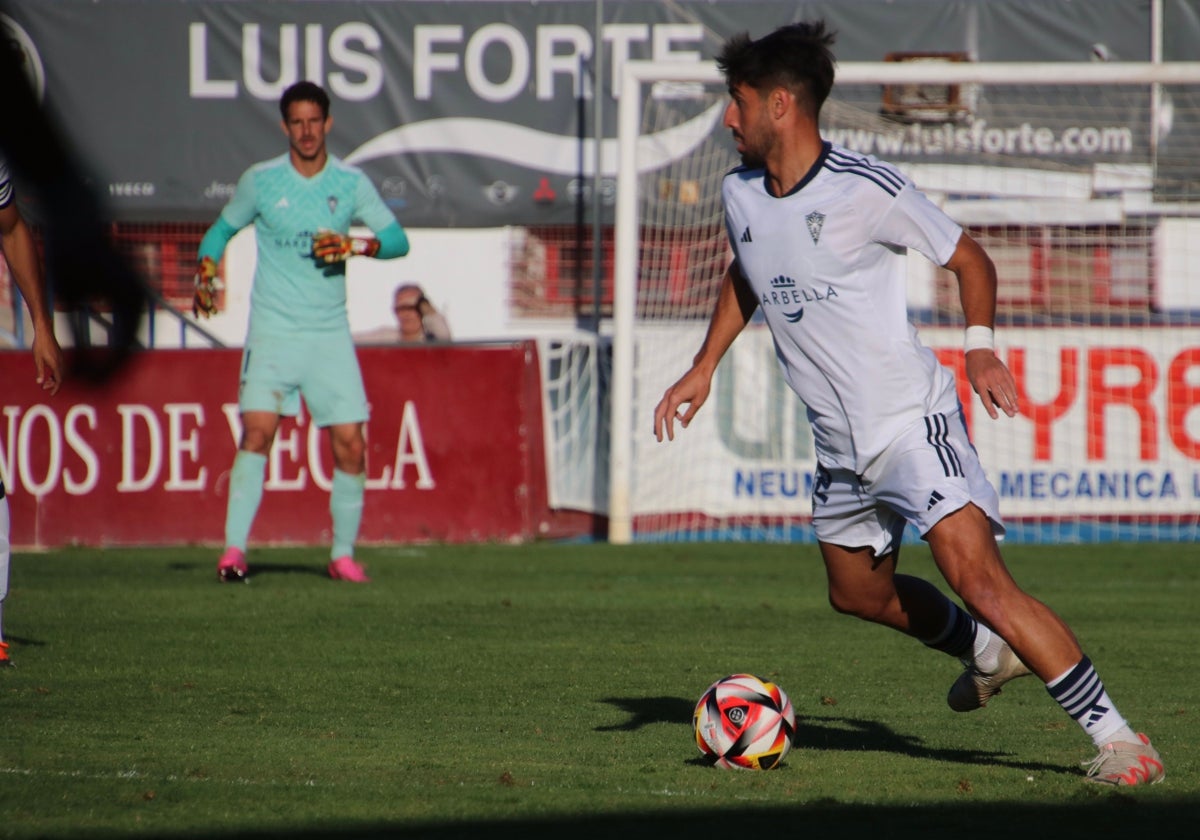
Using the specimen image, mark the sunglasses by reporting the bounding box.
[394,295,427,313]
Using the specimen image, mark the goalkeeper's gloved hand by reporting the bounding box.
[311,229,380,264]
[193,256,223,318]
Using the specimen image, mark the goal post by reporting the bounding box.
[611,61,723,544]
[610,58,1200,545]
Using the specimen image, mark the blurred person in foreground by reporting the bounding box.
[194,81,410,584]
[0,15,143,383]
[652,22,1163,786]
[1,156,64,666]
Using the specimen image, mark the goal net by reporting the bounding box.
[609,59,1200,545]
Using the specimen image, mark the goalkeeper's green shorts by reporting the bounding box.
[237,330,369,427]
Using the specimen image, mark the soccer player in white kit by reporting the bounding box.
[653,22,1164,786]
[0,157,64,667]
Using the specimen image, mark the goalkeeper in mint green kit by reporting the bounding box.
[194,81,409,584]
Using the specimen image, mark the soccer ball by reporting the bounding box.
[693,673,795,770]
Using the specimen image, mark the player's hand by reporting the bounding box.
[966,348,1019,420]
[653,366,714,442]
[311,229,380,264]
[192,256,223,318]
[31,328,64,395]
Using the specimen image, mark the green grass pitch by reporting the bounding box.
[1,542,1197,838]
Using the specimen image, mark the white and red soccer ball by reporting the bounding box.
[693,673,796,770]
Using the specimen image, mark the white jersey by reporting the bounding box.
[724,142,964,473]
[0,158,13,209]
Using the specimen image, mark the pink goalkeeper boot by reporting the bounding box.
[217,547,248,582]
[328,556,370,583]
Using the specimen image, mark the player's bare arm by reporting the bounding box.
[943,233,1018,420]
[0,201,63,394]
[654,261,758,441]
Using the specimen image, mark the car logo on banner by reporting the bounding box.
[483,181,519,205]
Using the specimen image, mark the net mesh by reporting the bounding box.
[617,66,1200,543]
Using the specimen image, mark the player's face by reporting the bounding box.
[724,82,773,168]
[283,100,331,163]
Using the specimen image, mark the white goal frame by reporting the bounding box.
[609,58,1200,544]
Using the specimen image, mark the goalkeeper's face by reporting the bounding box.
[282,100,332,163]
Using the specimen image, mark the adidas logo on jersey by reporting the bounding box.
[926,490,945,510]
[275,196,289,209]
[740,227,752,243]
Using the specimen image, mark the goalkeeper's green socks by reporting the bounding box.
[223,455,364,559]
[330,469,366,560]
[224,450,267,550]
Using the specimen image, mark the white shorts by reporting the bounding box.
[811,410,1005,556]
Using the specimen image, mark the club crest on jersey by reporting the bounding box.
[806,211,826,245]
[327,195,339,214]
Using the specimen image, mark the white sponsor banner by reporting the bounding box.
[633,324,1200,519]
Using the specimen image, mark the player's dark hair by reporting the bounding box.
[716,22,837,118]
[279,81,330,120]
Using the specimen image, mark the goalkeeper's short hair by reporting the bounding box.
[280,81,330,120]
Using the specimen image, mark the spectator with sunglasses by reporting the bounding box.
[358,283,450,343]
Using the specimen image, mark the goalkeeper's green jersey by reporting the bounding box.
[219,153,396,337]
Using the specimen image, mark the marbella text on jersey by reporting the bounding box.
[759,278,839,311]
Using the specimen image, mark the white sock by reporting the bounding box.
[1046,656,1135,747]
[972,623,1003,673]
[1102,725,1141,746]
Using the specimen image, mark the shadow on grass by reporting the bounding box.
[597,695,1068,776]
[1,633,45,649]
[167,562,328,579]
[596,695,694,731]
[244,563,329,579]
[83,800,1200,840]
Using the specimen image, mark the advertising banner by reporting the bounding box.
[1,343,566,547]
[632,325,1200,521]
[1,0,1191,226]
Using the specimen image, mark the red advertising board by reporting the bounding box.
[1,343,590,547]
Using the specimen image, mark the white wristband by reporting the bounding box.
[964,325,995,353]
